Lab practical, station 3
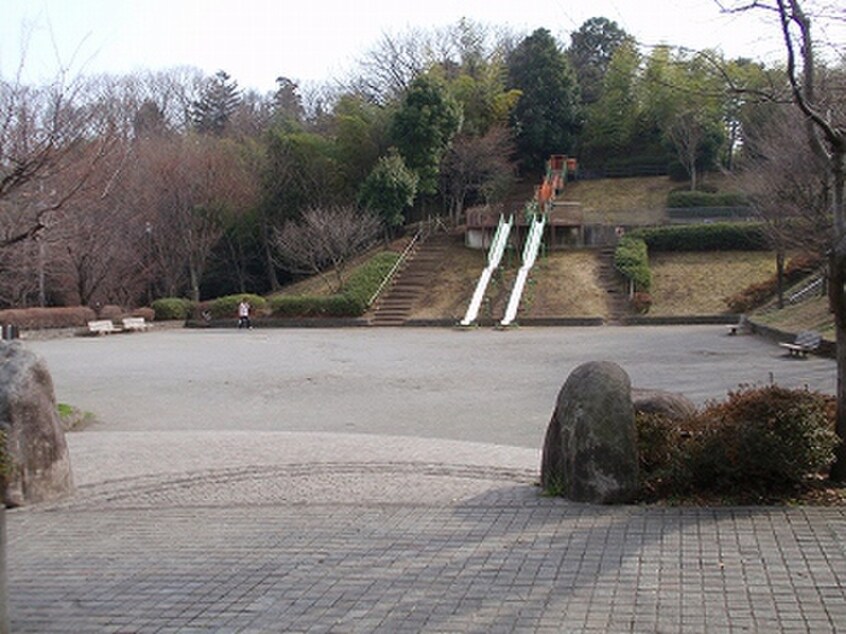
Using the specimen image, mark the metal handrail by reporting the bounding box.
[367,227,424,308]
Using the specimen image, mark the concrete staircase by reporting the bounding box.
[597,247,630,325]
[369,232,453,326]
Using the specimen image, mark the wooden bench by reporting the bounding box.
[87,320,121,335]
[122,317,151,332]
[779,330,822,357]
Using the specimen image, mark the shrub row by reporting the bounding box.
[0,306,96,330]
[631,223,769,252]
[151,298,194,321]
[614,235,651,292]
[637,385,837,500]
[269,251,400,318]
[667,190,749,209]
[269,294,362,317]
[725,253,823,313]
[208,294,268,319]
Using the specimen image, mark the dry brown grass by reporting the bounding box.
[649,251,777,316]
[524,251,608,318]
[412,245,486,319]
[753,296,834,339]
[558,176,671,225]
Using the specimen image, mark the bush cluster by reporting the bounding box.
[151,297,194,321]
[637,385,838,500]
[632,223,769,252]
[269,294,362,317]
[725,253,823,313]
[209,294,268,319]
[0,306,96,330]
[614,236,651,292]
[666,190,749,209]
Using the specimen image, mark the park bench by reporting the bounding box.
[87,320,121,335]
[121,316,151,332]
[779,330,822,357]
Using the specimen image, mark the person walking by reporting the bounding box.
[237,298,251,329]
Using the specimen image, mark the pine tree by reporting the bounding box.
[191,70,241,135]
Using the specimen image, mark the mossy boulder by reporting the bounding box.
[541,361,639,503]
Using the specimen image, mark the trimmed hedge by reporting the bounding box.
[344,251,401,305]
[270,251,401,318]
[151,297,194,321]
[0,306,96,330]
[209,294,268,319]
[631,223,769,252]
[270,294,362,317]
[667,190,749,208]
[614,236,651,292]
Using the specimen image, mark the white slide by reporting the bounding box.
[501,214,545,326]
[460,214,513,326]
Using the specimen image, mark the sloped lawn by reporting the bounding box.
[649,251,777,316]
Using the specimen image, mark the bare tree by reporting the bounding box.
[719,0,846,479]
[273,205,382,293]
[440,126,516,224]
[738,105,831,305]
[133,133,258,302]
[0,72,118,247]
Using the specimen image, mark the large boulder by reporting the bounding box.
[541,361,638,503]
[0,342,74,507]
[631,388,697,421]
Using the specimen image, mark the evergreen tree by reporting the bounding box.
[568,17,632,105]
[390,75,463,195]
[507,29,582,174]
[272,76,305,129]
[191,70,241,135]
[358,149,418,231]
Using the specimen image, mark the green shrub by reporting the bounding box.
[637,385,838,499]
[342,251,401,306]
[208,294,268,319]
[631,223,768,252]
[151,297,194,321]
[269,251,400,319]
[269,294,362,317]
[614,236,651,292]
[0,426,11,485]
[667,190,749,208]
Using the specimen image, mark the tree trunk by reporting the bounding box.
[830,150,846,481]
[188,263,200,303]
[831,249,846,481]
[776,250,785,309]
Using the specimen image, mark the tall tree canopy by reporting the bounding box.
[507,28,582,174]
[191,70,241,135]
[390,75,463,195]
[568,17,633,105]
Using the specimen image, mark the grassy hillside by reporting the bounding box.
[271,175,829,333]
[649,252,777,316]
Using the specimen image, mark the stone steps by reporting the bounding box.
[369,233,454,326]
[597,247,629,325]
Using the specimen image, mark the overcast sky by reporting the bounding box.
[1,0,796,93]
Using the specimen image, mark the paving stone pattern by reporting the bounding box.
[8,328,846,632]
[9,477,846,633]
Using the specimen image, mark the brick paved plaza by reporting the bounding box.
[7,326,846,632]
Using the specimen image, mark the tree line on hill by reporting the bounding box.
[0,14,842,308]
